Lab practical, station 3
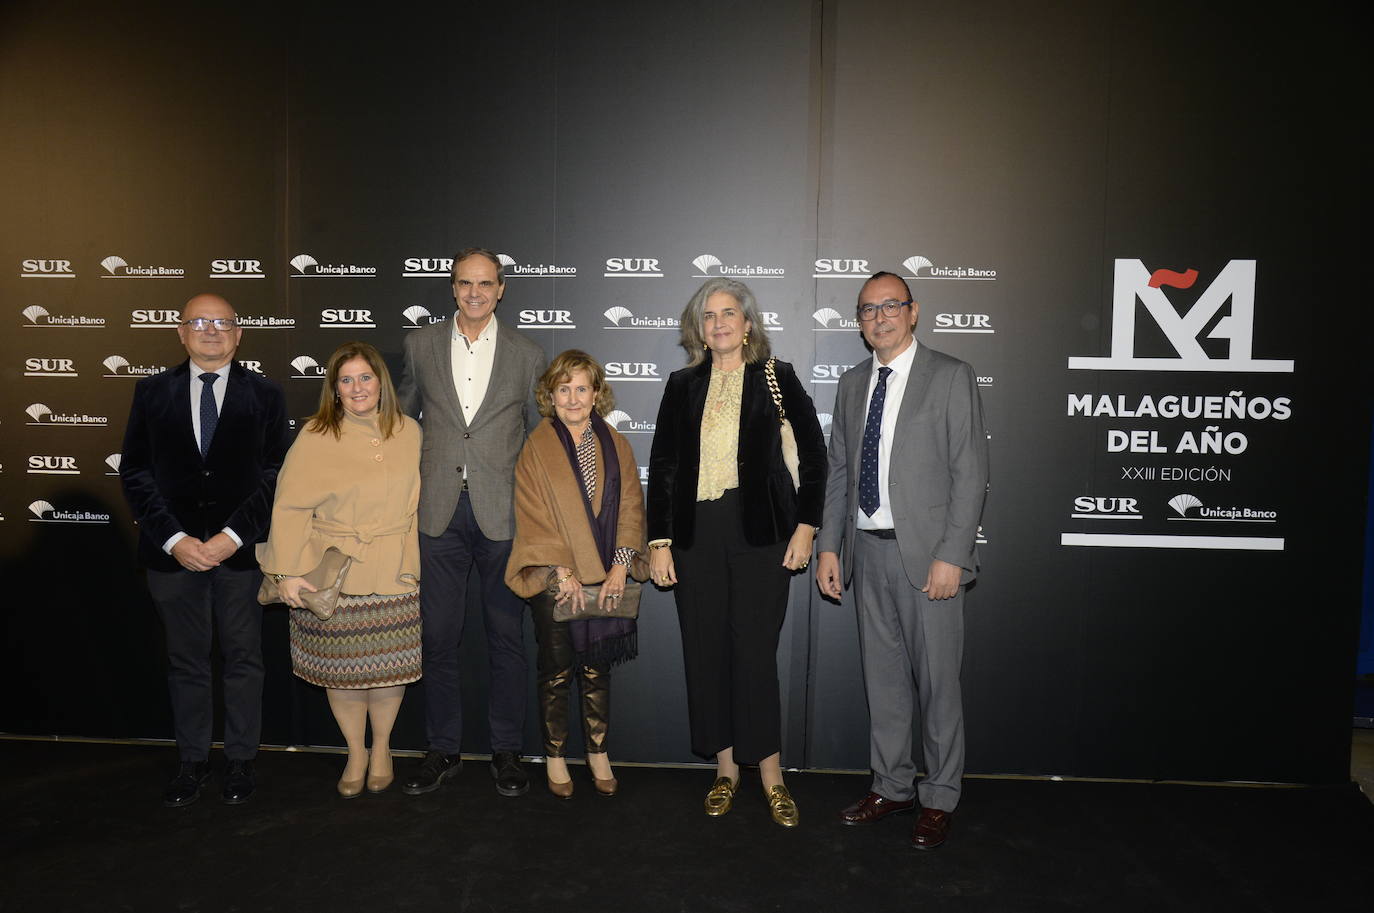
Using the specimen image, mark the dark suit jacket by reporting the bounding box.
[120,360,291,572]
[647,358,826,549]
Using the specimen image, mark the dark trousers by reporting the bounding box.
[419,491,528,754]
[672,489,790,765]
[145,565,264,762]
[529,592,611,758]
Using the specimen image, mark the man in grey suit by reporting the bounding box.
[816,271,989,850]
[397,248,547,797]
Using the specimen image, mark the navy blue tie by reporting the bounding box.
[858,366,891,517]
[199,372,219,458]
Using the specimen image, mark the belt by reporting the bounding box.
[859,527,897,540]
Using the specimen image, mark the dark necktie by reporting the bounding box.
[858,366,892,517]
[199,372,219,458]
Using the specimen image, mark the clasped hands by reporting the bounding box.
[554,564,627,614]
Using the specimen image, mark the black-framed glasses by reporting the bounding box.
[857,299,912,321]
[181,317,238,332]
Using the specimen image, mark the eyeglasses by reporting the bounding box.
[181,317,238,332]
[857,299,912,321]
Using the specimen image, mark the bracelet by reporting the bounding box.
[273,574,287,583]
[647,541,671,551]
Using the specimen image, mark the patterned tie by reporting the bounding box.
[199,372,219,458]
[858,366,891,517]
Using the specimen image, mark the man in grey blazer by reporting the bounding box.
[816,271,989,850]
[397,248,547,798]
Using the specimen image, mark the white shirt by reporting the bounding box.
[855,338,919,531]
[451,314,498,427]
[164,361,241,553]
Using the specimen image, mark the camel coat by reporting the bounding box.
[505,417,649,599]
[257,412,421,596]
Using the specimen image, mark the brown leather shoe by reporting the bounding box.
[911,807,952,850]
[839,791,916,826]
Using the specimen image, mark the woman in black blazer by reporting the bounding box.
[647,278,826,827]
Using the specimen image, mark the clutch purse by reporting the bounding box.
[551,580,641,622]
[257,546,353,620]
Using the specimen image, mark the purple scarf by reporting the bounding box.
[549,411,638,667]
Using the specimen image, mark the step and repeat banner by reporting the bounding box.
[1,0,1363,782]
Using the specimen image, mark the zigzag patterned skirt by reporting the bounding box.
[289,591,422,689]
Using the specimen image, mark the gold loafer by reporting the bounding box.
[766,784,799,828]
[704,776,737,817]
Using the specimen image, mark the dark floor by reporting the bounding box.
[3,741,1371,913]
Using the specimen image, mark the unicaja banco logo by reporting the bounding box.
[817,413,834,434]
[402,305,445,327]
[105,453,122,475]
[812,308,859,331]
[1069,260,1293,373]
[290,355,326,378]
[1167,493,1277,523]
[28,500,111,524]
[691,253,784,280]
[101,255,185,278]
[902,254,997,281]
[290,253,377,278]
[25,402,107,426]
[498,252,577,278]
[102,355,164,377]
[604,410,656,433]
[22,305,106,328]
[603,307,679,330]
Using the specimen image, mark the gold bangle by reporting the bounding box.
[647,542,671,551]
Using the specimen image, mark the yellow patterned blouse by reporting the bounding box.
[696,363,744,501]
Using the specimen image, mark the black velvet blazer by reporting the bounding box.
[119,360,291,572]
[647,358,826,549]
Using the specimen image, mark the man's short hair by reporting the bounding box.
[450,247,505,284]
[859,270,913,305]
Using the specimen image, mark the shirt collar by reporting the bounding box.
[874,337,918,379]
[453,314,498,345]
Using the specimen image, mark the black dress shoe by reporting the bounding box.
[490,750,529,797]
[221,760,256,805]
[162,761,211,808]
[402,751,462,796]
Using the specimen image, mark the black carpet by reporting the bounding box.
[4,741,1371,913]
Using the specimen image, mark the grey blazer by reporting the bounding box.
[397,316,547,540]
[817,344,989,589]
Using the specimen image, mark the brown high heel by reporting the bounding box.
[547,775,574,799]
[593,775,618,797]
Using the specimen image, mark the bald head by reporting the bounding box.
[177,293,241,371]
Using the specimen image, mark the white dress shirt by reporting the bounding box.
[855,338,919,531]
[451,314,498,427]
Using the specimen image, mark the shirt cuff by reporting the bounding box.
[162,532,187,554]
[222,527,243,548]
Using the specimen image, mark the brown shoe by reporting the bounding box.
[547,775,574,799]
[911,807,952,850]
[839,791,915,826]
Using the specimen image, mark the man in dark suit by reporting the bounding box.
[397,248,547,797]
[120,293,290,807]
[816,271,989,849]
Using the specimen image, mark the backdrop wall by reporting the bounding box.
[1,0,1364,783]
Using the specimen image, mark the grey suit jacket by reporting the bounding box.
[397,316,547,540]
[817,344,989,589]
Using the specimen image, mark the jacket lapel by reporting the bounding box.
[890,345,934,463]
[431,321,468,430]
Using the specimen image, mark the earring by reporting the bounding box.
[703,342,709,351]
[743,332,750,346]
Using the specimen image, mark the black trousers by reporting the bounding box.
[418,491,528,755]
[145,565,264,762]
[672,489,790,765]
[528,592,611,758]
